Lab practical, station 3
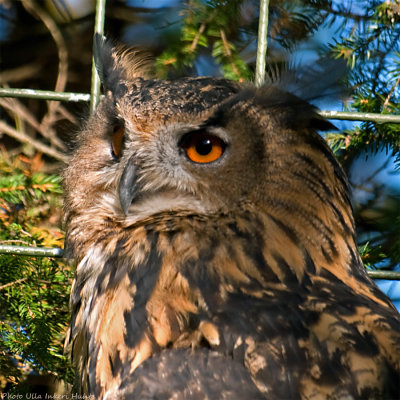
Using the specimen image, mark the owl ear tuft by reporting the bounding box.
[93,33,154,97]
[93,34,120,95]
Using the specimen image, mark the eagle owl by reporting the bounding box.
[63,35,400,399]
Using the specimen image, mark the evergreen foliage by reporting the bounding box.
[329,0,400,161]
[0,153,73,392]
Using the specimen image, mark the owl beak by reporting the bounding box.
[118,158,138,215]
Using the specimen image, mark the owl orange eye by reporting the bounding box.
[111,126,125,158]
[181,131,226,164]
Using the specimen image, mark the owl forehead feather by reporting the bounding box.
[120,78,242,128]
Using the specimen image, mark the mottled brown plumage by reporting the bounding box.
[63,36,400,399]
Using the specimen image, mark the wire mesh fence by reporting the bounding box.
[0,0,399,280]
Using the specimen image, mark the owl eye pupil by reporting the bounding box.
[196,139,212,155]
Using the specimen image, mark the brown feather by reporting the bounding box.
[63,39,400,399]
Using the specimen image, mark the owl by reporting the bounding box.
[63,35,400,399]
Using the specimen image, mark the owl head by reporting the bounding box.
[64,35,352,254]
